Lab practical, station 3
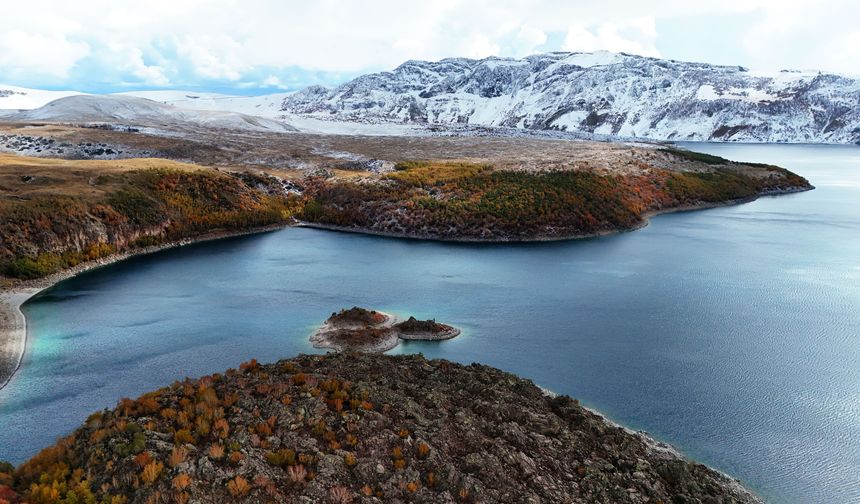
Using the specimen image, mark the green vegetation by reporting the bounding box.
[666,170,759,203]
[659,147,731,165]
[4,244,116,280]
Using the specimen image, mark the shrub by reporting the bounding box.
[134,452,153,468]
[4,253,63,279]
[227,476,250,498]
[208,444,225,460]
[168,447,188,467]
[140,461,163,485]
[264,449,296,468]
[416,442,430,459]
[172,473,191,490]
[228,451,244,465]
[287,464,307,484]
[329,486,353,503]
[343,453,356,467]
[659,147,730,165]
[174,429,194,445]
[133,235,162,248]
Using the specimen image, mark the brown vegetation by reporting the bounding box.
[0,353,761,503]
[298,157,810,241]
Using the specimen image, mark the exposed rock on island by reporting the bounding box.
[0,353,761,503]
[310,307,461,353]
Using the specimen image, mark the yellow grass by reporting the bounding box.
[0,153,210,200]
[0,153,205,172]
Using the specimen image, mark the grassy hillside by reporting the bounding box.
[299,158,811,240]
[0,155,300,280]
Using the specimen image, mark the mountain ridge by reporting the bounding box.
[280,51,860,144]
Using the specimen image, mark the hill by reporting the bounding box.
[0,95,296,133]
[0,353,762,503]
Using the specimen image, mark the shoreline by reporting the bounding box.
[295,184,813,244]
[0,223,290,392]
[0,184,812,391]
[537,385,763,503]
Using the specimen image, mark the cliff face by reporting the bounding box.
[281,51,860,144]
[0,353,761,503]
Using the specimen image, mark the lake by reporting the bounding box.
[1,143,859,503]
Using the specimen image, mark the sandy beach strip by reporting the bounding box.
[0,289,40,391]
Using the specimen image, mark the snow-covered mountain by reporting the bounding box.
[281,51,860,144]
[1,95,296,133]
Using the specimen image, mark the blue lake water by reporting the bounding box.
[1,143,859,503]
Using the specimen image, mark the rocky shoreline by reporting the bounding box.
[310,308,461,353]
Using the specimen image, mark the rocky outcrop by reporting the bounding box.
[310,308,461,353]
[0,134,158,159]
[0,353,761,503]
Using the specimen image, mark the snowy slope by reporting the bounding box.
[116,90,290,118]
[0,84,84,110]
[118,90,424,135]
[4,95,296,132]
[281,51,860,144]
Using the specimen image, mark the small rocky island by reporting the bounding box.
[310,307,460,353]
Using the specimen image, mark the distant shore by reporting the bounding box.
[0,223,289,392]
[296,184,813,244]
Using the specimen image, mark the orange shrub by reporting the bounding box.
[169,447,188,467]
[227,476,250,498]
[174,429,194,445]
[172,473,191,490]
[140,461,163,485]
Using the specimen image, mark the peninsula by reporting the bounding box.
[0,353,763,503]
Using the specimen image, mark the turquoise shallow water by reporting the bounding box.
[1,143,859,503]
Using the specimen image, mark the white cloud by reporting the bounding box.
[464,33,501,59]
[741,1,860,74]
[261,75,287,88]
[0,0,857,89]
[562,17,660,57]
[0,30,90,78]
[513,25,548,57]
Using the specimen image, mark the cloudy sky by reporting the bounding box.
[1,0,857,94]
